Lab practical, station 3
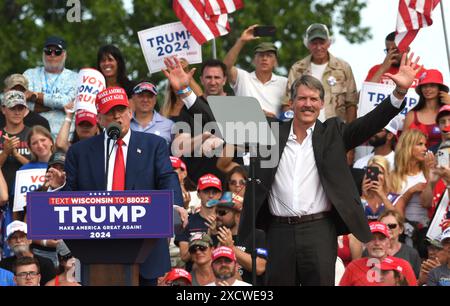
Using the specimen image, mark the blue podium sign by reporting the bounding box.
[26,190,173,240]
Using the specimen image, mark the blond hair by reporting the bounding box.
[391,129,428,192]
[367,155,393,194]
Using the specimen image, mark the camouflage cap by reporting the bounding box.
[2,90,27,109]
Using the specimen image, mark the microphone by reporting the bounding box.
[106,122,121,140]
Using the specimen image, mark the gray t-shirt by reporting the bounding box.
[427,265,450,286]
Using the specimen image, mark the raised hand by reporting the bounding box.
[162,56,196,92]
[240,24,260,42]
[385,52,422,90]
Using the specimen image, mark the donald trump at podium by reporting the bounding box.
[51,87,184,285]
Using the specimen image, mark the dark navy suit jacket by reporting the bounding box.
[64,130,182,278]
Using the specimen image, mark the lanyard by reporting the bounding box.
[43,67,62,94]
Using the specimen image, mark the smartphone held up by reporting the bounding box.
[253,26,276,37]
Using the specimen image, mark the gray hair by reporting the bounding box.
[290,75,325,101]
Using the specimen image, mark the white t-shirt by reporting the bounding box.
[206,279,252,286]
[394,172,429,226]
[310,62,328,122]
[353,151,396,170]
[231,68,287,116]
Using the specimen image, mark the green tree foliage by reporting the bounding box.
[0,0,370,88]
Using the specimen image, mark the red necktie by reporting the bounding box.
[112,138,125,190]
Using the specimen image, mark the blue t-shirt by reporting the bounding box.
[0,267,15,286]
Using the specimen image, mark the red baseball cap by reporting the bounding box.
[164,268,192,284]
[170,156,187,171]
[380,256,403,273]
[75,109,97,126]
[369,221,390,239]
[436,104,450,125]
[197,174,222,191]
[96,87,129,114]
[212,246,236,262]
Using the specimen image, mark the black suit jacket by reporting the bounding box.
[238,96,405,244]
[187,95,404,243]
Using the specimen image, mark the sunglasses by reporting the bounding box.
[216,209,230,217]
[43,47,63,56]
[58,253,73,262]
[189,245,208,254]
[229,179,246,186]
[387,223,398,230]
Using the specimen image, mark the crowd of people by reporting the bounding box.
[0,22,449,287]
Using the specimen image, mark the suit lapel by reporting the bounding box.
[312,120,324,172]
[88,135,106,190]
[125,131,140,190]
[271,120,292,179]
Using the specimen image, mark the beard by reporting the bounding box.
[12,244,30,255]
[368,133,387,147]
[43,53,66,73]
[213,265,235,280]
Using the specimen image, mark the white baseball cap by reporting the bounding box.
[6,221,27,239]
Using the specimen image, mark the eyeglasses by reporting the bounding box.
[387,223,398,230]
[189,245,208,254]
[216,209,230,217]
[43,47,63,56]
[229,179,246,186]
[16,271,40,278]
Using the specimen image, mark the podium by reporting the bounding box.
[65,239,155,286]
[27,190,174,286]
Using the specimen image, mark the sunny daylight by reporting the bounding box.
[0,0,449,297]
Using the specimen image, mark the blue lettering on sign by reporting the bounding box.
[377,93,386,103]
[147,30,192,57]
[21,184,42,193]
[367,92,376,101]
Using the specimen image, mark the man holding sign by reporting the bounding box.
[54,87,184,285]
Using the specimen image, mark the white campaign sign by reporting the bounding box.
[354,82,421,162]
[357,82,420,130]
[13,168,47,212]
[75,68,105,113]
[138,22,202,74]
[427,190,450,242]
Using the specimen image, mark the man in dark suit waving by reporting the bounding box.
[51,87,185,285]
[163,53,422,285]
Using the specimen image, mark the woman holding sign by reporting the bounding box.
[14,126,61,265]
[403,69,450,148]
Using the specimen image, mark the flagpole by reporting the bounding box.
[440,0,450,72]
[212,38,217,59]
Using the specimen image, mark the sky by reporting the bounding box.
[331,0,450,90]
[122,0,450,89]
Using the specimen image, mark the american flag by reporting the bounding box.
[395,0,440,52]
[173,0,244,45]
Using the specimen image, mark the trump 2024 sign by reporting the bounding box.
[26,190,173,240]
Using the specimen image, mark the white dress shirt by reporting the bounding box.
[269,122,331,217]
[104,129,130,191]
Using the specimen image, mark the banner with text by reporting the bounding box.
[13,167,47,212]
[138,22,202,74]
[427,190,450,242]
[75,68,105,113]
[26,190,173,240]
[357,81,420,129]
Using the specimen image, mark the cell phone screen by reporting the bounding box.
[365,166,380,181]
[253,26,276,37]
